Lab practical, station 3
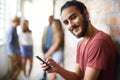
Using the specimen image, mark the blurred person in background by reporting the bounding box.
[41,15,54,80]
[44,19,64,80]
[19,20,33,80]
[6,16,22,80]
[40,1,116,80]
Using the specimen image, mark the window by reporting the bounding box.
[0,0,5,45]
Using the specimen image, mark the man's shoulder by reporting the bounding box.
[94,30,111,41]
[90,31,114,47]
[6,26,13,33]
[45,25,51,28]
[43,25,50,30]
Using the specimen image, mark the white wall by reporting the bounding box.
[0,45,10,78]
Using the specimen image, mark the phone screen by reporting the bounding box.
[36,56,51,68]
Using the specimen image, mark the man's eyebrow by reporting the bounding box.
[62,12,76,23]
[69,13,76,19]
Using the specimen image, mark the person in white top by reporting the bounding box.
[19,20,33,80]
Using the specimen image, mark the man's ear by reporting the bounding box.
[84,9,89,21]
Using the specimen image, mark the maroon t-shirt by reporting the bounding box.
[76,30,116,80]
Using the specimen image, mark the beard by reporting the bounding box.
[71,14,89,38]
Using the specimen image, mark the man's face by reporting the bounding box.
[61,6,88,38]
[17,20,20,26]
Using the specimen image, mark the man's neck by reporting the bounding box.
[83,23,97,43]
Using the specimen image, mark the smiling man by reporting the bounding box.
[40,1,116,80]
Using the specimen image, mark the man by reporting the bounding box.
[6,16,22,80]
[41,15,53,80]
[40,1,116,80]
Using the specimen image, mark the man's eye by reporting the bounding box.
[64,21,68,25]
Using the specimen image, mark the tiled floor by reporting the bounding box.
[18,56,44,80]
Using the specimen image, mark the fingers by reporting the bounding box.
[41,62,50,71]
[40,58,56,73]
[40,58,52,71]
[39,58,61,73]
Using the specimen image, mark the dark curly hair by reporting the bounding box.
[61,0,87,15]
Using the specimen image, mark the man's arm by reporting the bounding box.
[40,59,82,80]
[41,27,47,53]
[57,63,82,80]
[84,67,101,80]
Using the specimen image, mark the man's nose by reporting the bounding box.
[68,21,74,31]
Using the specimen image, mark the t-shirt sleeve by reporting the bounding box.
[87,39,109,70]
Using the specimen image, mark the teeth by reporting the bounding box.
[74,26,78,28]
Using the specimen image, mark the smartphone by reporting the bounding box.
[36,56,51,68]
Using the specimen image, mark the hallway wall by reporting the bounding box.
[0,45,10,79]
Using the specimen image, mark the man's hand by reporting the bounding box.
[40,58,60,73]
